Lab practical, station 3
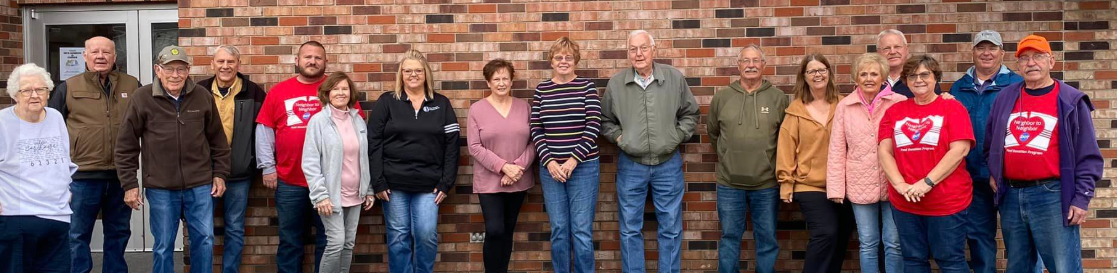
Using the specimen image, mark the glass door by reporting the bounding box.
[23,5,180,252]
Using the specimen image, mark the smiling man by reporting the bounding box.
[196,45,267,273]
[876,29,940,98]
[48,36,140,273]
[115,45,230,273]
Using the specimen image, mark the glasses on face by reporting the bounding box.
[738,58,764,66]
[553,55,575,62]
[628,45,653,54]
[1017,54,1050,65]
[403,69,425,76]
[159,65,189,75]
[878,45,905,54]
[806,68,828,76]
[18,87,50,97]
[906,71,934,82]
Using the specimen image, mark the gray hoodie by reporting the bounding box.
[302,105,372,213]
[707,80,789,190]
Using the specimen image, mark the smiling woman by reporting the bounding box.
[0,63,78,273]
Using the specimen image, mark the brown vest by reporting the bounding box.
[63,71,140,171]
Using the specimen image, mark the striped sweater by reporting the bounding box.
[530,77,602,165]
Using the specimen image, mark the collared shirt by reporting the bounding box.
[887,75,900,87]
[634,69,655,90]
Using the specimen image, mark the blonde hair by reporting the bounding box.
[393,49,435,100]
[851,53,890,82]
[548,37,581,64]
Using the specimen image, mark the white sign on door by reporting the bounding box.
[59,47,86,80]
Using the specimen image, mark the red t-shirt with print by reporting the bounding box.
[257,77,362,187]
[878,96,975,216]
[1004,84,1061,180]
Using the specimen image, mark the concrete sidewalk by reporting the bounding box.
[91,252,183,273]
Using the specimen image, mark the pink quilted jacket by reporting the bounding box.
[826,87,906,204]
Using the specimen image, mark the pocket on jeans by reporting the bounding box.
[1041,180,1061,192]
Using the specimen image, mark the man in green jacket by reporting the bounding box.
[707,44,788,273]
[602,29,699,273]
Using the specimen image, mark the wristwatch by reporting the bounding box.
[923,177,935,187]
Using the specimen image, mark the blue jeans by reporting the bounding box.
[146,185,214,273]
[68,179,131,273]
[1000,180,1082,273]
[276,181,327,273]
[891,206,969,273]
[0,216,72,273]
[615,151,684,273]
[540,159,600,273]
[851,201,903,273]
[383,191,439,273]
[716,185,778,273]
[216,179,250,273]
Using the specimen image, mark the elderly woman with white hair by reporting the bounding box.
[0,63,79,273]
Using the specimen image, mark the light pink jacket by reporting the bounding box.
[826,87,906,204]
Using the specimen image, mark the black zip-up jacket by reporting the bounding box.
[367,91,460,193]
[197,73,267,181]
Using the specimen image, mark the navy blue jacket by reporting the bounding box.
[951,65,1023,181]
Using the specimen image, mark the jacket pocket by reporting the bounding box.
[722,147,774,187]
[69,124,105,167]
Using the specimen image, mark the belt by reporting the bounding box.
[1006,178,1058,188]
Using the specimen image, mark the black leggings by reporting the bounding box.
[796,191,855,273]
[478,191,527,273]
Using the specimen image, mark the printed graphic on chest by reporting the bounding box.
[1004,111,1057,151]
[892,115,943,148]
[902,119,933,141]
[284,96,321,126]
[1010,116,1044,145]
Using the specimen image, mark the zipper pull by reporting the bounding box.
[178,113,185,125]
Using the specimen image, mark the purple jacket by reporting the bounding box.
[984,79,1103,226]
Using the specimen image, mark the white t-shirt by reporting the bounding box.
[0,106,77,223]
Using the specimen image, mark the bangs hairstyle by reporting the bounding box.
[393,49,436,100]
[548,37,581,64]
[851,53,889,83]
[317,72,358,108]
[482,59,516,82]
[901,55,943,83]
[792,53,839,103]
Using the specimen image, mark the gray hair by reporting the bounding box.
[877,29,908,46]
[214,45,241,60]
[6,63,54,98]
[628,30,656,46]
[738,44,765,60]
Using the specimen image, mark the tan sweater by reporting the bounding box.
[775,96,841,200]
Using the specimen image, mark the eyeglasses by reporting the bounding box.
[553,55,575,62]
[159,65,189,75]
[1017,54,1050,65]
[738,58,764,65]
[805,69,829,76]
[878,45,906,54]
[403,69,425,76]
[628,45,653,54]
[906,71,934,82]
[18,87,50,97]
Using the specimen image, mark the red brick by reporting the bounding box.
[278,16,307,26]
[468,4,496,13]
[774,7,802,17]
[540,32,569,42]
[428,34,455,43]
[251,36,279,45]
[926,24,956,33]
[1096,71,1117,80]
[686,49,714,58]
[441,62,469,71]
[353,64,381,72]
[789,0,817,6]
[366,15,395,24]
[249,55,278,65]
[1078,1,1110,10]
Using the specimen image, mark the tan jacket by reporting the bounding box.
[50,71,140,172]
[776,96,841,200]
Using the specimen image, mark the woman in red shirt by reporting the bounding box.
[877,55,974,273]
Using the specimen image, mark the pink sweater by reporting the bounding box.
[826,87,907,204]
[467,98,535,193]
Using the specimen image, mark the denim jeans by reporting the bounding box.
[540,159,600,273]
[616,152,684,273]
[216,179,250,273]
[851,201,903,273]
[1000,180,1082,273]
[383,191,439,273]
[891,206,970,273]
[276,181,327,273]
[68,179,131,273]
[320,205,361,273]
[965,176,1001,273]
[0,216,72,273]
[146,184,214,273]
[716,185,778,273]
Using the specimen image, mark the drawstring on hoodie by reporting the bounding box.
[738,88,759,128]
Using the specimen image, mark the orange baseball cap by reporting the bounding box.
[1015,35,1052,57]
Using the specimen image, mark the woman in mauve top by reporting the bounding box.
[530,37,603,273]
[467,59,535,273]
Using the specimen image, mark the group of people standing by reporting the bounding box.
[0,27,1100,273]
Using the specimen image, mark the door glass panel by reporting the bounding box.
[46,24,127,83]
[149,22,178,83]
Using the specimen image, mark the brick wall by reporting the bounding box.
[5,0,1115,272]
[0,0,20,105]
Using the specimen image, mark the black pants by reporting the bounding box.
[478,191,528,273]
[0,215,71,273]
[797,191,855,273]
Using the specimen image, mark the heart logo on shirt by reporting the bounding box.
[1010,116,1045,146]
[284,96,322,126]
[902,119,933,142]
